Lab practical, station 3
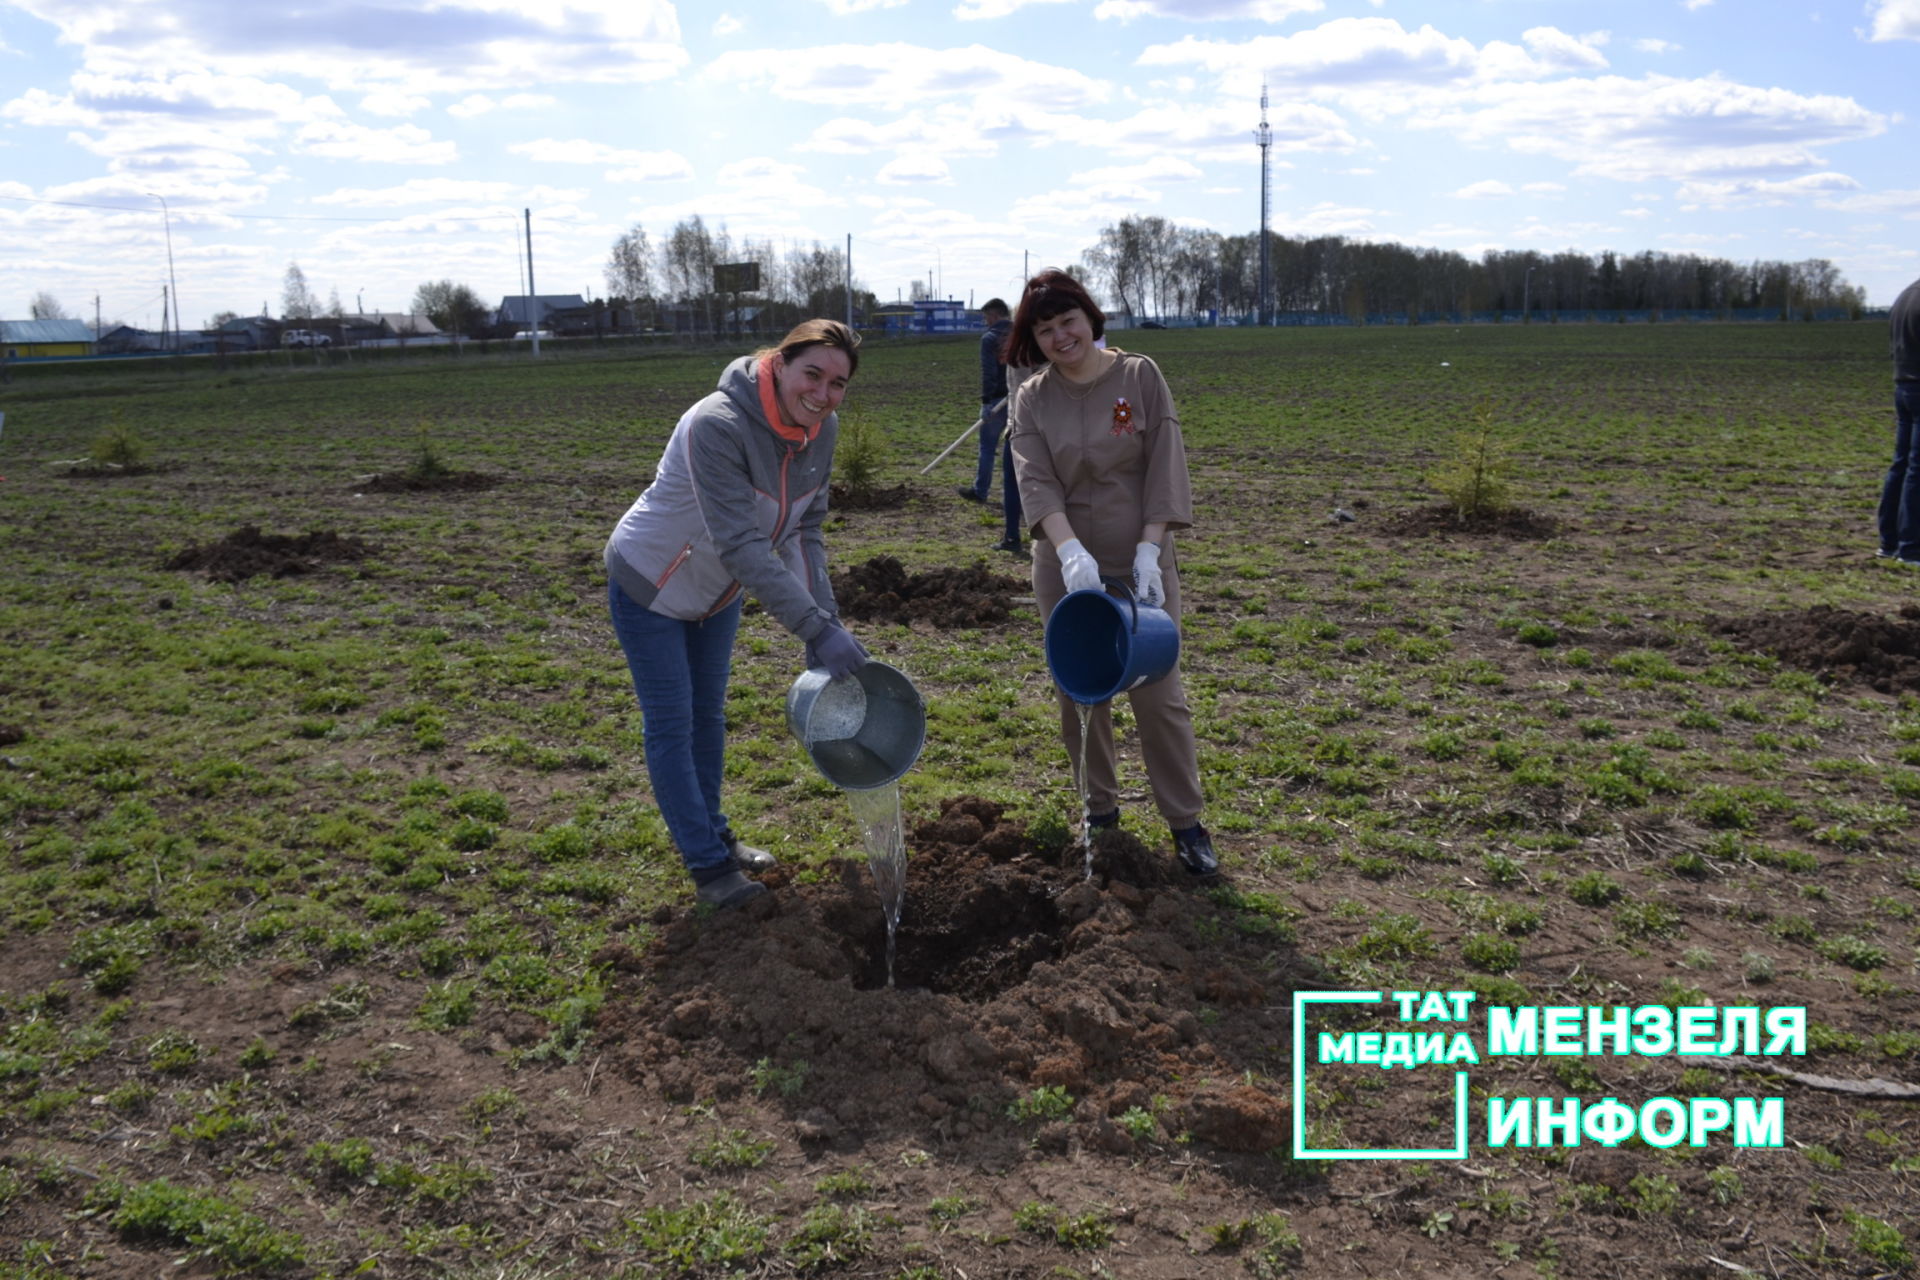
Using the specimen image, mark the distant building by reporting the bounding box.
[333,313,443,346]
[874,299,971,335]
[494,295,587,334]
[1,318,96,358]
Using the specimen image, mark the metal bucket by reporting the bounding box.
[1044,582,1181,705]
[786,660,926,791]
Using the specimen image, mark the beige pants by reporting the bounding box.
[1033,552,1204,829]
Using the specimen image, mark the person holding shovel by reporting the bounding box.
[605,319,868,911]
[957,297,1025,556]
[1006,269,1216,878]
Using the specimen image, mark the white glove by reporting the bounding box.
[1132,541,1164,607]
[1057,537,1101,594]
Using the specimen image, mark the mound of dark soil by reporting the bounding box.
[360,470,498,493]
[831,554,1027,627]
[594,797,1303,1155]
[165,525,374,583]
[1380,504,1561,539]
[829,481,911,510]
[1712,603,1920,695]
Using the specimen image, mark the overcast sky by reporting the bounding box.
[2,0,1915,331]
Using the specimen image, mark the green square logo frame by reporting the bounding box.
[1291,990,1470,1160]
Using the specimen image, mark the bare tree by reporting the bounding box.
[282,263,316,321]
[29,292,69,320]
[604,224,654,324]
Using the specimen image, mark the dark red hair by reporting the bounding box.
[1004,268,1104,369]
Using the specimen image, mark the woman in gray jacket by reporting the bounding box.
[605,319,868,910]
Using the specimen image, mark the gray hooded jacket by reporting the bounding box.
[604,355,840,641]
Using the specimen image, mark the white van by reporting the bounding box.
[283,329,332,348]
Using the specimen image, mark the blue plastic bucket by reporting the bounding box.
[1044,584,1181,705]
[786,661,926,791]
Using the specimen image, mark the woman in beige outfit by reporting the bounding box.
[1006,269,1215,877]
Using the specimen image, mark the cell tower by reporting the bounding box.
[1255,82,1272,326]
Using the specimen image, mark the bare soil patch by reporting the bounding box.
[358,470,499,493]
[1712,603,1920,695]
[831,554,1028,627]
[164,524,375,582]
[598,796,1306,1157]
[1379,503,1563,539]
[829,481,911,509]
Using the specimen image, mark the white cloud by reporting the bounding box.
[952,0,1076,19]
[1454,179,1514,198]
[1676,171,1860,208]
[2,0,689,94]
[706,42,1111,111]
[1093,0,1322,22]
[358,89,428,118]
[1683,0,1713,11]
[447,93,557,118]
[310,178,519,206]
[1408,73,1887,184]
[1065,156,1205,199]
[802,108,1005,159]
[876,153,954,184]
[1867,0,1920,40]
[1140,18,1607,89]
[1636,38,1679,53]
[714,13,744,35]
[1276,201,1381,235]
[1523,181,1567,193]
[1816,187,1920,215]
[508,138,693,185]
[1620,207,1652,217]
[295,120,457,165]
[819,0,907,12]
[1106,100,1354,160]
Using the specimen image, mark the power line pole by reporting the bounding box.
[524,208,541,356]
[1255,82,1272,327]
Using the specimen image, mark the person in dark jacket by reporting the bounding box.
[958,298,1025,554]
[1879,275,1920,566]
[605,319,867,910]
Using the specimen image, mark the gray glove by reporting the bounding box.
[1132,540,1164,607]
[806,623,869,679]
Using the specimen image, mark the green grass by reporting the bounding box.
[1,321,1914,1278]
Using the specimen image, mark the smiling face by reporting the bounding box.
[1033,306,1100,377]
[772,344,853,430]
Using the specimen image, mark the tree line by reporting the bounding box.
[1078,215,1868,323]
[603,216,877,334]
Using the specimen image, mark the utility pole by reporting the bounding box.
[95,295,101,339]
[524,208,541,355]
[147,192,180,352]
[1255,83,1272,327]
[845,233,853,331]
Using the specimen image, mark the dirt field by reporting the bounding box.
[3,324,1918,1279]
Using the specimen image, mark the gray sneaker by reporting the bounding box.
[727,837,777,872]
[696,869,768,911]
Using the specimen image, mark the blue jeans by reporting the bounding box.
[608,582,741,879]
[1880,382,1920,560]
[970,398,1007,500]
[1001,429,1023,541]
